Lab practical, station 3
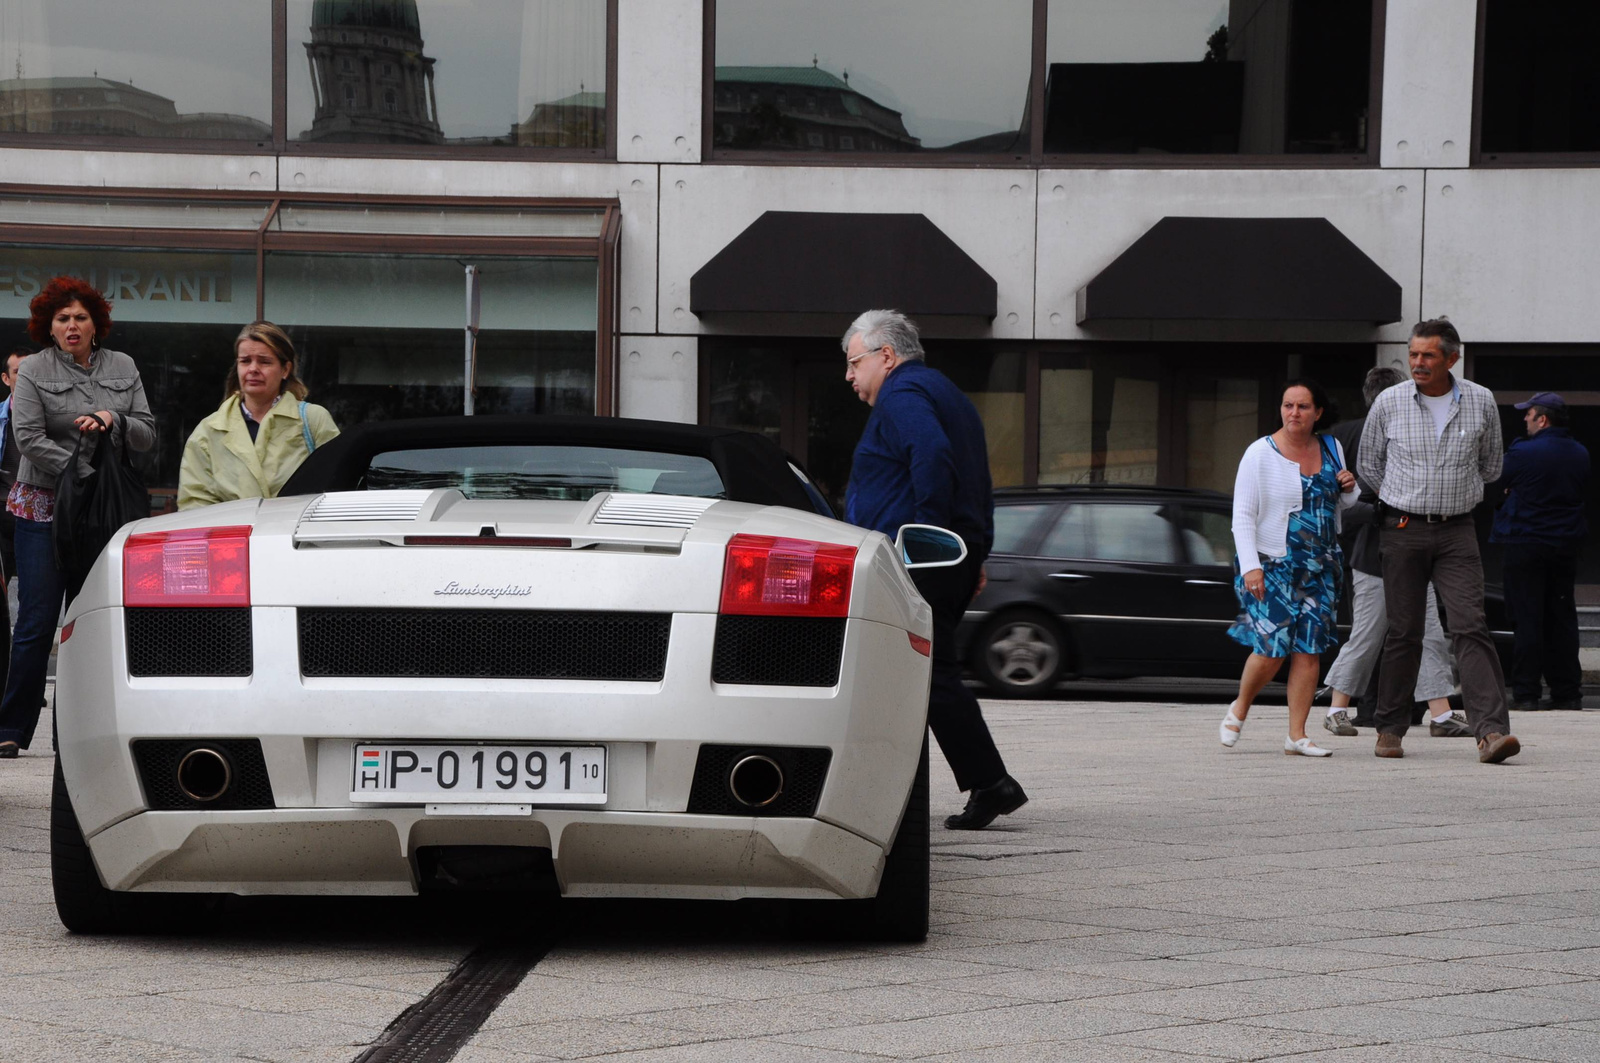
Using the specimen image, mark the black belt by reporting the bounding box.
[1390,510,1467,523]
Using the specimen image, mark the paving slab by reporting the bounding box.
[7,698,1600,1061]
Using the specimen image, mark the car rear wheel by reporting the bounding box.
[51,756,210,934]
[855,736,929,942]
[974,612,1067,697]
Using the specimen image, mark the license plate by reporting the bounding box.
[351,744,606,804]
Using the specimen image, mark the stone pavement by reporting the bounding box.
[5,692,1600,1062]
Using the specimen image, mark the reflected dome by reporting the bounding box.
[311,0,421,35]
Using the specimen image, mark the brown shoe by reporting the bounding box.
[1375,733,1404,758]
[1478,732,1521,764]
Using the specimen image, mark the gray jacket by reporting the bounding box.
[11,346,156,490]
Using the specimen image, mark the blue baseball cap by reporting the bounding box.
[1514,392,1566,410]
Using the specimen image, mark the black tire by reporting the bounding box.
[51,756,206,934]
[859,736,930,942]
[973,611,1067,698]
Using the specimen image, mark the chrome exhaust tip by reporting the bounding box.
[176,747,232,803]
[727,754,784,808]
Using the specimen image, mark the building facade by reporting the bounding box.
[0,0,1594,581]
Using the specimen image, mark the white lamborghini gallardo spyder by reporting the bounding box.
[51,416,963,940]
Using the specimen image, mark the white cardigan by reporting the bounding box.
[1232,434,1359,576]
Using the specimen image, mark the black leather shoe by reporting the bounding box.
[0,741,18,759]
[1512,699,1544,712]
[945,775,1028,830]
[1543,697,1585,711]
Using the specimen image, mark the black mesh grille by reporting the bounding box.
[298,608,671,680]
[686,745,832,817]
[131,739,276,811]
[126,608,252,677]
[712,616,845,686]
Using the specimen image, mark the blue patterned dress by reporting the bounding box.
[1228,438,1345,657]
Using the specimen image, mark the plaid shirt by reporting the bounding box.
[1357,378,1503,517]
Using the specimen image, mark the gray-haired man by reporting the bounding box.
[1321,365,1469,739]
[1358,318,1520,763]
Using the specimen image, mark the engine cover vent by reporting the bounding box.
[592,494,717,529]
[301,490,434,523]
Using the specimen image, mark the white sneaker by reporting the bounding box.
[1220,702,1245,748]
[1284,736,1332,757]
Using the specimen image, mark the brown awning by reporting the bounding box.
[691,211,997,318]
[1077,217,1402,324]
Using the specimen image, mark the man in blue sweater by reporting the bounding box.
[843,309,1026,830]
[1491,392,1590,711]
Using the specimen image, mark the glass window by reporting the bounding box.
[1479,3,1600,156]
[1186,376,1257,493]
[0,0,271,142]
[1040,503,1178,563]
[1178,506,1233,566]
[365,445,724,500]
[934,351,1026,488]
[264,252,596,424]
[992,502,1052,555]
[1040,359,1160,485]
[713,0,1032,154]
[288,0,608,150]
[0,244,258,506]
[1044,0,1373,155]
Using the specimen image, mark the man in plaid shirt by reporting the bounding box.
[1358,318,1521,763]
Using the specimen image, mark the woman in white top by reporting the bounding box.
[1220,379,1359,756]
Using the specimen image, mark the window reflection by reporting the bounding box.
[288,0,607,148]
[1044,0,1372,155]
[1479,2,1600,155]
[714,0,1032,154]
[0,0,270,141]
[1040,359,1160,485]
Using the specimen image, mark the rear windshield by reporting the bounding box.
[364,445,726,501]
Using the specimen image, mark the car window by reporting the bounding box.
[1040,503,1178,564]
[1178,507,1235,566]
[991,503,1052,554]
[364,445,726,501]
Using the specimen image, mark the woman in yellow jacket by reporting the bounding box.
[178,321,339,509]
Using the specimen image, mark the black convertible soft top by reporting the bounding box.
[280,414,818,512]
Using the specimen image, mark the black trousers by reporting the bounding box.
[1502,542,1582,702]
[909,553,1007,792]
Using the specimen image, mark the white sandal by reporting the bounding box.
[1220,703,1245,748]
[1284,736,1332,757]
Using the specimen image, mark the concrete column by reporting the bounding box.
[616,0,701,163]
[1379,0,1476,169]
[619,336,697,423]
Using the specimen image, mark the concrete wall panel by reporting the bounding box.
[618,335,697,423]
[285,157,660,336]
[0,148,274,191]
[1423,169,1600,343]
[656,166,1037,338]
[1378,0,1476,170]
[616,0,702,164]
[1036,169,1425,344]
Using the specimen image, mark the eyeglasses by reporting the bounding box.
[845,346,887,368]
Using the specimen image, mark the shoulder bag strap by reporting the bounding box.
[299,401,315,454]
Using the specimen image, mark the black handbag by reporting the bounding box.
[53,415,148,578]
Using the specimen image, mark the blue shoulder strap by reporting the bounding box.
[299,401,315,454]
[1320,433,1341,471]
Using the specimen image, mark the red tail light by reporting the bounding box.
[719,534,856,617]
[123,526,252,607]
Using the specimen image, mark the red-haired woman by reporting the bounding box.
[0,276,154,759]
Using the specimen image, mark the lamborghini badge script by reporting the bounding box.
[434,582,534,599]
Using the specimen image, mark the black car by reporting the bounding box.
[959,484,1514,698]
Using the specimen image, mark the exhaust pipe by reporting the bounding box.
[728,754,784,808]
[176,747,232,803]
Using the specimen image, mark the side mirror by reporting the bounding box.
[895,524,968,569]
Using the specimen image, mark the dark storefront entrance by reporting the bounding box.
[702,338,1376,516]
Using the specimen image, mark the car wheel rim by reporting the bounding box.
[987,623,1060,688]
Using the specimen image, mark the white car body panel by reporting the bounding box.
[57,489,935,900]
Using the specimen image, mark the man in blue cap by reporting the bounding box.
[1492,392,1590,711]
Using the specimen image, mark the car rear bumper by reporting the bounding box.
[87,807,887,900]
